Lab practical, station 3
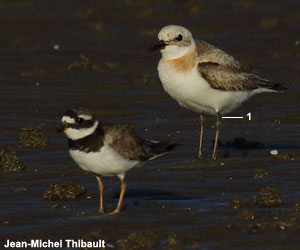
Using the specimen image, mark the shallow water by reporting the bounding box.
[1,0,300,249]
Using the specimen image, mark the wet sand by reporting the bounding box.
[1,0,300,249]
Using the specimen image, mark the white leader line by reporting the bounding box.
[222,116,244,119]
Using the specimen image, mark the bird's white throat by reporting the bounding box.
[161,40,196,60]
[65,121,99,140]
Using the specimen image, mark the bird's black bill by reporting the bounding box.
[148,40,166,52]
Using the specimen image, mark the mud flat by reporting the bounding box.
[1,0,300,249]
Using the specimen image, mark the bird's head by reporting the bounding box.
[149,25,195,59]
[59,108,99,140]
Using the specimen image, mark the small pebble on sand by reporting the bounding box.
[270,149,279,155]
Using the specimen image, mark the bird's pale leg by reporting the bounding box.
[198,115,205,159]
[96,176,104,214]
[110,180,127,215]
[212,113,220,160]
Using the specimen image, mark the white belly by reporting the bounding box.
[69,144,139,177]
[158,60,252,115]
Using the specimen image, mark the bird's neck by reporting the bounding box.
[68,123,105,152]
[162,44,198,74]
[65,120,100,141]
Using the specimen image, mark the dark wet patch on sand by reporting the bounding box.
[220,137,264,150]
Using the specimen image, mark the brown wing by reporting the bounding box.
[196,40,286,91]
[102,124,154,161]
[198,61,286,92]
[198,62,259,91]
[196,40,242,69]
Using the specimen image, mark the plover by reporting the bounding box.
[149,25,286,159]
[60,108,177,214]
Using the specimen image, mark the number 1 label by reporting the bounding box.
[247,112,251,120]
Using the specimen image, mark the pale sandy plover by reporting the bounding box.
[149,25,286,160]
[60,108,177,214]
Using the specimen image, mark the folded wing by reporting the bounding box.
[196,41,286,92]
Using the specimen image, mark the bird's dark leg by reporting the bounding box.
[198,114,205,159]
[212,113,220,160]
[96,176,104,214]
[110,179,127,215]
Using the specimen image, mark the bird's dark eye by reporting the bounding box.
[176,34,183,41]
[76,117,84,123]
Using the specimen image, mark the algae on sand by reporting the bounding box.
[253,186,283,207]
[43,182,85,201]
[254,169,270,179]
[0,147,24,172]
[80,229,105,250]
[118,230,159,250]
[229,197,250,209]
[17,123,48,148]
[67,55,101,71]
[132,74,156,85]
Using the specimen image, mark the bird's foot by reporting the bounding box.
[197,154,203,160]
[212,153,217,160]
[109,209,120,215]
[98,208,105,214]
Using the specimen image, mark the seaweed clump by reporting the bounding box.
[253,186,283,207]
[0,147,24,172]
[228,189,300,233]
[132,74,156,85]
[229,197,250,209]
[43,182,85,201]
[289,201,300,226]
[17,123,48,148]
[237,210,259,221]
[118,230,159,250]
[273,152,299,161]
[166,233,181,250]
[254,169,270,179]
[67,55,100,71]
[80,229,105,250]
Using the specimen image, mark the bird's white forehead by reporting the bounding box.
[61,116,75,124]
[158,25,192,41]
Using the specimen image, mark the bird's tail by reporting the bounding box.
[252,76,287,92]
[148,140,179,156]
